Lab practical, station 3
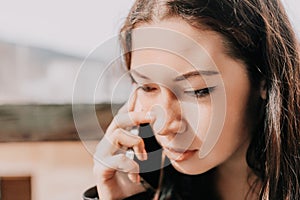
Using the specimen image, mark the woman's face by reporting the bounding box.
[129,18,257,175]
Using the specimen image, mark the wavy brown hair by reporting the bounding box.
[119,0,300,199]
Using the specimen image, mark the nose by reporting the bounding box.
[152,87,187,137]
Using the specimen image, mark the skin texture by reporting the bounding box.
[94,18,261,200]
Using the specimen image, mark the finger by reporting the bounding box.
[94,137,113,159]
[94,154,140,180]
[114,129,147,161]
[118,87,138,114]
[98,128,147,160]
[128,173,141,183]
[107,111,153,133]
[118,102,129,114]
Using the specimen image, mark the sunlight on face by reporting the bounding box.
[129,18,256,175]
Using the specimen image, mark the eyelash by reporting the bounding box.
[184,87,216,98]
[137,84,216,99]
[137,85,158,93]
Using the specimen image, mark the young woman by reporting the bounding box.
[84,0,300,199]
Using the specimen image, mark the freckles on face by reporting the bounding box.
[130,18,253,175]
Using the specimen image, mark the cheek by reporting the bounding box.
[207,72,253,158]
[183,103,212,142]
[223,74,252,138]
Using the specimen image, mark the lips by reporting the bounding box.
[163,147,197,162]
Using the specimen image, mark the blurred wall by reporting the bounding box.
[0,141,97,200]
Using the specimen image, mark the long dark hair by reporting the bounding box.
[120,0,300,199]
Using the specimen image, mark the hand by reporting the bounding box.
[93,91,152,200]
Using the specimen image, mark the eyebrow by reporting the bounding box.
[130,70,151,80]
[174,70,219,81]
[131,69,219,82]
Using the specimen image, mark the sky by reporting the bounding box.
[0,0,299,104]
[0,0,299,59]
[0,0,135,59]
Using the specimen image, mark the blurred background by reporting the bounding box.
[0,0,134,199]
[0,0,298,199]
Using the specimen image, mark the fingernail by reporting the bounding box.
[145,111,154,120]
[130,126,139,136]
[128,174,137,183]
[136,174,140,183]
[135,152,143,161]
[128,174,136,183]
[126,149,135,160]
[142,149,148,160]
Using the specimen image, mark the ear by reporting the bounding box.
[260,80,267,100]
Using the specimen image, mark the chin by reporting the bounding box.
[170,159,212,175]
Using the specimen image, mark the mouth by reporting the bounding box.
[163,147,197,162]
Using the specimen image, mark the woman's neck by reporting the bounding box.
[216,140,261,200]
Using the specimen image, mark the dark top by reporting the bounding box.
[83,124,220,199]
[83,164,220,200]
[82,186,154,200]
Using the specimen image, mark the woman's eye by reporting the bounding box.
[138,85,158,93]
[184,87,216,98]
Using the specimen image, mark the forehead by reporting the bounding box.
[130,19,228,74]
